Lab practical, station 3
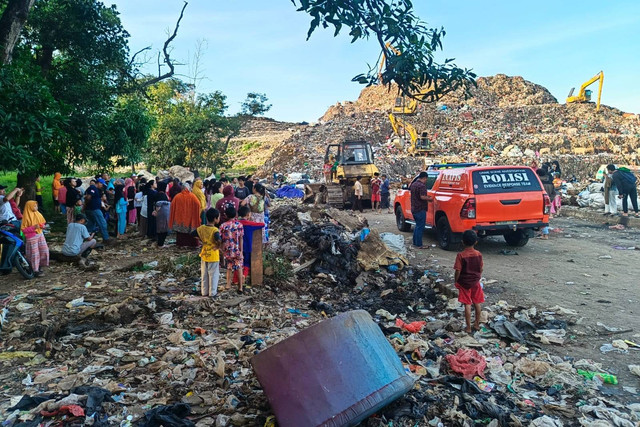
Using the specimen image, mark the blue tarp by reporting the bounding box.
[275,185,304,199]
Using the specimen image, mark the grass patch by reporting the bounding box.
[159,253,200,277]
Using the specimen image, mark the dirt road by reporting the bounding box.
[363,210,640,390]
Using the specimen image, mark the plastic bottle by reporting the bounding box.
[577,369,618,385]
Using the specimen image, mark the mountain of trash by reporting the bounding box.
[256,74,639,182]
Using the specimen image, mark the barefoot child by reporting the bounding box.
[454,230,484,333]
[220,206,244,292]
[196,208,222,297]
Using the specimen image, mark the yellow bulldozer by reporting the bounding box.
[305,140,379,208]
[566,71,604,111]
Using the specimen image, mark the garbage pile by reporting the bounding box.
[1,204,639,426]
[257,74,640,183]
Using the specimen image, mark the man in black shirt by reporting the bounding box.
[235,177,250,200]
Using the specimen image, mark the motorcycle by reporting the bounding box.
[0,221,35,279]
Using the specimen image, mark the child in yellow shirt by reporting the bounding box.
[196,208,222,297]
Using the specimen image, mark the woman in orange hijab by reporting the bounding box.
[169,183,201,247]
[21,200,49,276]
[52,172,62,213]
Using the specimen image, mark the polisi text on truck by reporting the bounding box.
[480,171,530,185]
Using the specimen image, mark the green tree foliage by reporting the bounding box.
[147,80,233,174]
[240,92,272,117]
[292,0,476,101]
[0,0,131,178]
[102,95,154,171]
[0,60,66,173]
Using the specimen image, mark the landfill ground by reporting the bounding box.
[360,210,640,388]
[1,204,639,426]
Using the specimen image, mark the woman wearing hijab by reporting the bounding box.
[154,181,171,248]
[52,172,62,213]
[145,180,158,239]
[215,185,240,224]
[124,178,137,225]
[192,179,207,224]
[168,178,182,201]
[169,183,201,247]
[241,183,268,243]
[114,183,127,238]
[21,201,49,276]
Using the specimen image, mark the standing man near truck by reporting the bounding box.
[410,172,429,248]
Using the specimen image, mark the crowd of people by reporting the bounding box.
[0,172,271,291]
[350,172,392,214]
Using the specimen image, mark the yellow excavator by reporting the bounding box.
[566,71,604,111]
[388,113,432,156]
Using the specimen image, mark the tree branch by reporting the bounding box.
[128,45,152,67]
[138,1,188,88]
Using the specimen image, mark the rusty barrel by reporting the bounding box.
[251,310,415,427]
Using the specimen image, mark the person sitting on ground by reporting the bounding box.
[61,213,97,266]
[21,200,50,277]
[607,164,639,218]
[194,208,222,298]
[220,206,244,293]
[454,230,484,333]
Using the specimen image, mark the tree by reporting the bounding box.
[147,80,233,174]
[102,95,155,172]
[240,92,272,116]
[0,0,34,64]
[292,0,476,101]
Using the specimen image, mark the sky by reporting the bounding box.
[110,0,640,123]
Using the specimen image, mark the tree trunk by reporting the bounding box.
[0,0,35,65]
[16,171,37,211]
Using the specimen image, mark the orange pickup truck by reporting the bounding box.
[394,164,551,250]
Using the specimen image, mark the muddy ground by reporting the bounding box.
[363,209,640,391]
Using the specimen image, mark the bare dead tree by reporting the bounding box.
[0,0,35,64]
[136,1,188,88]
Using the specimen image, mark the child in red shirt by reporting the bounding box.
[454,230,484,333]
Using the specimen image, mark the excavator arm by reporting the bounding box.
[566,71,604,111]
[388,113,430,154]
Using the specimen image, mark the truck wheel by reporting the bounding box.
[437,216,460,251]
[504,230,529,247]
[13,252,35,280]
[395,206,412,232]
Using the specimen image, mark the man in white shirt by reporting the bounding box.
[352,176,364,213]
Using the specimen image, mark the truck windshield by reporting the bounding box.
[472,168,542,194]
[342,144,371,164]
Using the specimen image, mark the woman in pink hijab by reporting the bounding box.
[124,178,137,225]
